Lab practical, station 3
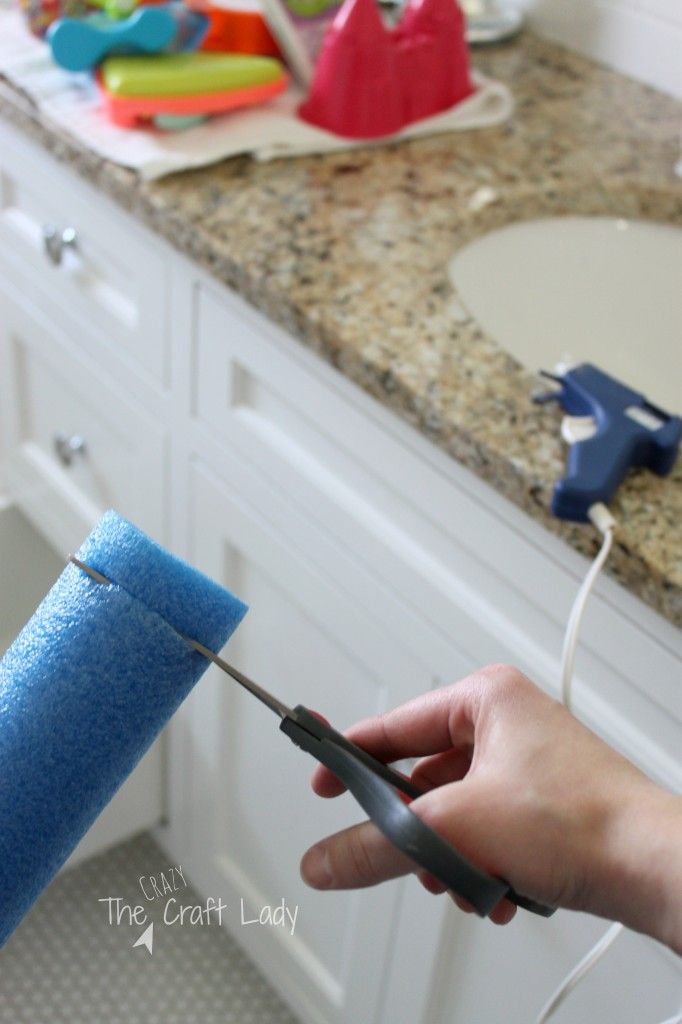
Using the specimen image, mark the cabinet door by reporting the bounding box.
[420,905,682,1024]
[191,281,682,794]
[0,284,168,556]
[165,449,473,1024]
[0,291,168,864]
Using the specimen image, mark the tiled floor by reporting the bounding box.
[0,832,301,1024]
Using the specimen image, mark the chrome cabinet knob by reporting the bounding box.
[43,224,78,266]
[53,433,86,466]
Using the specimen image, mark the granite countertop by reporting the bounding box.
[1,31,681,627]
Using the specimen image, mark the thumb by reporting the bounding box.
[300,818,417,890]
[301,783,519,924]
[300,781,479,891]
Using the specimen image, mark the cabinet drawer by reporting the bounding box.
[0,121,168,387]
[0,288,167,556]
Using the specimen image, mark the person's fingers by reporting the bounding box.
[489,899,517,926]
[302,778,522,926]
[411,745,473,790]
[309,769,341,797]
[311,759,419,800]
[421,877,517,924]
[309,761,358,798]
[310,673,487,797]
[301,820,417,889]
[302,778,488,891]
[417,869,448,894]
[447,892,516,924]
[450,893,475,913]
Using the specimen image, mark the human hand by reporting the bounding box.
[300,664,682,950]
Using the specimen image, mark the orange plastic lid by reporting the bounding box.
[186,1,281,55]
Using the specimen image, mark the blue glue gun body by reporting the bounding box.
[535,363,682,522]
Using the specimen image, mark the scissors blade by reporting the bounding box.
[184,636,295,720]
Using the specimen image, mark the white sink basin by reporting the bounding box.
[449,216,682,413]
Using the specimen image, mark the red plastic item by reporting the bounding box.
[98,70,288,126]
[186,1,281,56]
[298,0,474,140]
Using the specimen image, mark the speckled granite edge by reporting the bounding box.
[1,34,681,629]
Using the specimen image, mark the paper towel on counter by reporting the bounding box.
[0,8,514,180]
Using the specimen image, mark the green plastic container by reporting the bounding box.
[102,52,284,97]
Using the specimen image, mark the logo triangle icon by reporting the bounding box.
[133,922,154,955]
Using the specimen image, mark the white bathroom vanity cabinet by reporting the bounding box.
[0,121,679,1024]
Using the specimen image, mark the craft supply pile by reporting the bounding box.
[16,0,477,135]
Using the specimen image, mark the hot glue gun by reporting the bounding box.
[534,362,682,522]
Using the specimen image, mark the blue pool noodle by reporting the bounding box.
[0,510,247,947]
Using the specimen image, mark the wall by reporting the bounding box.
[512,0,682,99]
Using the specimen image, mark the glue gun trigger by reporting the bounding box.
[561,415,597,445]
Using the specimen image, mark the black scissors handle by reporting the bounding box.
[282,705,555,919]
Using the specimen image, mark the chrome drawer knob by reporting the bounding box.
[42,224,78,266]
[53,433,86,466]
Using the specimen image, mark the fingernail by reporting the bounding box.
[302,845,332,888]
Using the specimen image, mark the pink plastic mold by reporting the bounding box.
[298,0,474,139]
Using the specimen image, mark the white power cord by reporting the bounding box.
[536,504,680,1024]
[560,502,615,713]
[533,502,618,1024]
[535,921,623,1024]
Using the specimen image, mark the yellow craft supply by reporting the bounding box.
[102,51,285,97]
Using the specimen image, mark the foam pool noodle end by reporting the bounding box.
[0,509,248,947]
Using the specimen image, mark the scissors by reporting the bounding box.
[69,554,554,919]
[187,637,555,920]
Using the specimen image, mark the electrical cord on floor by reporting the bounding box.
[535,504,681,1024]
